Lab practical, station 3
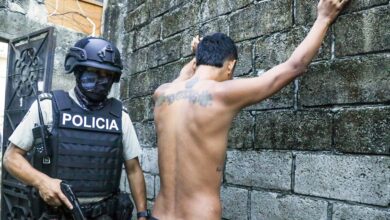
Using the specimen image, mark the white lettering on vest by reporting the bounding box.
[62,113,72,125]
[73,115,83,127]
[96,118,105,129]
[109,120,119,131]
[92,117,96,129]
[83,116,92,128]
[61,113,119,131]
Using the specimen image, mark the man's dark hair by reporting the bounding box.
[196,33,238,68]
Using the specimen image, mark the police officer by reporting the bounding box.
[3,37,148,220]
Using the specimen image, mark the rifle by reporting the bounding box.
[60,181,86,220]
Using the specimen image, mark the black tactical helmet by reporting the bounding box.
[64,37,123,82]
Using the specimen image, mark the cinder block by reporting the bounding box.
[221,186,248,220]
[134,17,162,49]
[200,0,252,21]
[295,0,317,25]
[295,0,388,25]
[200,0,231,21]
[251,191,328,220]
[254,111,332,150]
[234,40,253,76]
[335,6,390,57]
[334,107,390,154]
[103,4,120,40]
[146,0,181,18]
[144,173,155,199]
[155,175,160,197]
[147,35,182,68]
[254,111,294,150]
[229,0,292,41]
[181,28,198,58]
[133,121,157,148]
[124,96,154,122]
[228,111,253,149]
[124,4,149,32]
[254,26,331,69]
[300,54,390,106]
[199,16,229,37]
[162,2,199,38]
[141,148,159,174]
[225,150,292,190]
[122,32,135,55]
[156,58,188,81]
[0,0,7,8]
[128,72,155,97]
[147,58,187,86]
[129,47,149,74]
[295,154,390,206]
[128,58,184,98]
[343,0,388,13]
[251,26,336,110]
[294,111,333,150]
[127,0,145,12]
[333,203,390,220]
[244,80,294,110]
[120,77,129,100]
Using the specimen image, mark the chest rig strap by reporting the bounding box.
[52,90,72,111]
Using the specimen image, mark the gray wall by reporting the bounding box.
[104,0,390,219]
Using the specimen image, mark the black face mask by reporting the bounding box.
[75,70,115,109]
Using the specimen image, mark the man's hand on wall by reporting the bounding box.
[317,0,350,25]
[191,35,202,54]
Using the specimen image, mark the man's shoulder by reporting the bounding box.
[43,90,72,101]
[155,83,172,94]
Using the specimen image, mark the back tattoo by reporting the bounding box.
[156,77,213,107]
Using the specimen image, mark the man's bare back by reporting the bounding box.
[153,75,237,219]
[152,0,349,219]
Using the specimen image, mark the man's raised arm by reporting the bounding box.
[154,36,200,99]
[173,36,201,82]
[217,0,350,110]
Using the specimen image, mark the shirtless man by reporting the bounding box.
[152,0,350,219]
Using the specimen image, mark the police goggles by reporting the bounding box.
[80,70,114,91]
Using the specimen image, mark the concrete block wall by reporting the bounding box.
[104,0,390,219]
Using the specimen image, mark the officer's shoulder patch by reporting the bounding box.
[122,106,128,114]
[38,93,53,101]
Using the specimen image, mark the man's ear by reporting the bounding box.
[227,60,237,75]
[192,59,197,72]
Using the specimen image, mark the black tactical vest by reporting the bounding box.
[49,90,123,198]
